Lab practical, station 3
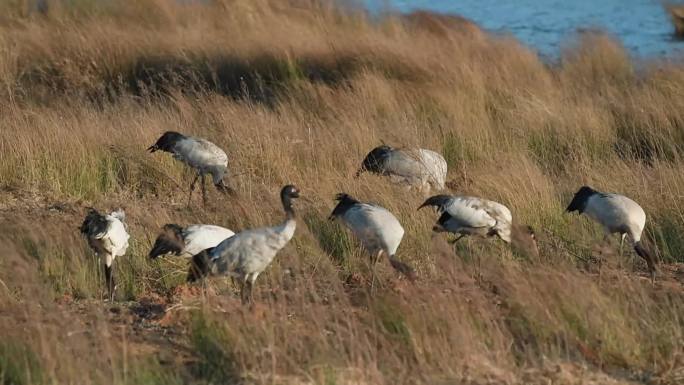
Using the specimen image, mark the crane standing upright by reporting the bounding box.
[79,208,130,301]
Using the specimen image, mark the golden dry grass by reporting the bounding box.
[666,3,684,38]
[1,1,684,384]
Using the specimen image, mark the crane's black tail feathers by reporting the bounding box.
[388,256,417,282]
[187,248,214,283]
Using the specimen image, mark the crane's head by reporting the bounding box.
[281,185,300,200]
[565,185,597,214]
[147,131,186,153]
[356,145,393,177]
[417,195,452,212]
[280,185,301,218]
[148,224,184,259]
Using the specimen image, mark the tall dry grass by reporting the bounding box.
[0,1,683,384]
[666,3,684,38]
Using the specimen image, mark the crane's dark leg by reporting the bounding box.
[200,174,208,206]
[239,279,247,304]
[187,174,199,206]
[449,234,465,244]
[104,256,115,301]
[240,279,253,305]
[370,250,382,293]
[246,280,253,305]
[619,233,626,257]
[449,234,465,254]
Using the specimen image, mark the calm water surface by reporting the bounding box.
[366,0,684,58]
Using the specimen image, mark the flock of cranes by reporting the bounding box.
[80,131,659,303]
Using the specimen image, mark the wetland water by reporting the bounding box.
[367,0,684,58]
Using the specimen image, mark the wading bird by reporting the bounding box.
[148,224,235,259]
[329,193,416,286]
[356,145,447,193]
[148,131,235,205]
[79,208,130,301]
[187,185,300,305]
[418,195,539,257]
[565,186,657,282]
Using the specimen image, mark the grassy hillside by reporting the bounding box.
[1,1,683,384]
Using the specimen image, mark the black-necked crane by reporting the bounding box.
[565,186,657,282]
[79,208,130,301]
[329,193,416,286]
[148,224,235,259]
[148,131,235,205]
[187,185,300,305]
[418,194,539,258]
[356,145,447,193]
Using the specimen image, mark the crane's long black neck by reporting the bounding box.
[187,248,213,282]
[282,192,296,220]
[634,241,657,275]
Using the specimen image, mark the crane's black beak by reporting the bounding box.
[147,144,158,153]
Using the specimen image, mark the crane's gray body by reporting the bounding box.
[336,203,405,257]
[208,218,297,284]
[582,193,646,242]
[358,145,447,193]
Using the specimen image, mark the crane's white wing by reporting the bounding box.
[417,149,447,189]
[585,193,646,238]
[383,148,447,189]
[445,197,499,228]
[174,137,228,169]
[384,149,429,179]
[183,224,235,257]
[103,214,130,257]
[341,203,404,256]
[480,199,513,225]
